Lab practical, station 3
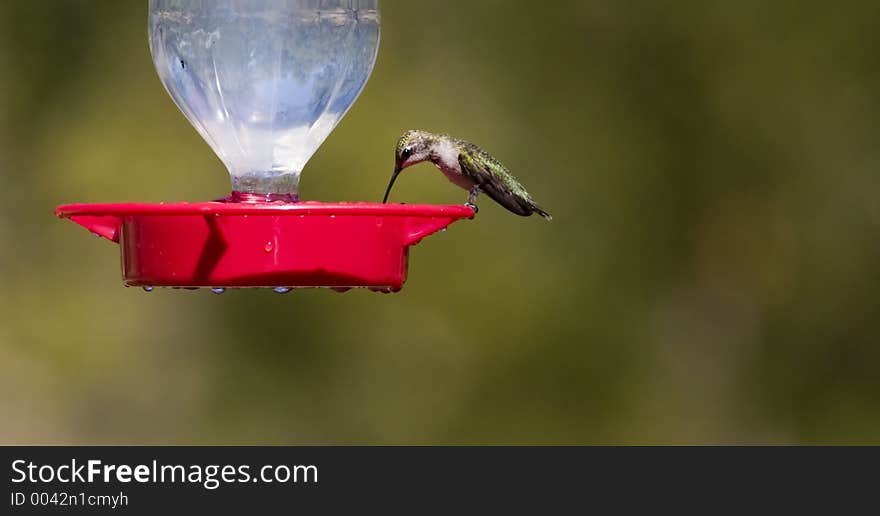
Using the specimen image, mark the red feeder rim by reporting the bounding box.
[55,200,474,292]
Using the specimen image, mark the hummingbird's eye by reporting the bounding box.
[401,147,413,160]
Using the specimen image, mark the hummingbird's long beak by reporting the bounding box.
[382,165,401,203]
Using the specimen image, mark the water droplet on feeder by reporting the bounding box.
[264,241,274,252]
[331,287,351,293]
[274,287,291,294]
[440,228,447,232]
[91,232,101,238]
[211,287,225,294]
[142,286,154,292]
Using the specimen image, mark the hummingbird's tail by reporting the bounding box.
[530,203,552,221]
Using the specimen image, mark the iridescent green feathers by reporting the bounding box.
[456,141,551,220]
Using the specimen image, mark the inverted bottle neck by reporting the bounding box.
[230,171,300,201]
[225,191,299,203]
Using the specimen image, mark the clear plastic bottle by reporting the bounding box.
[149,0,380,197]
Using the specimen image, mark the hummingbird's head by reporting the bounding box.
[384,130,440,203]
[394,129,436,172]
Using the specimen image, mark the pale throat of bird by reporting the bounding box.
[432,140,460,171]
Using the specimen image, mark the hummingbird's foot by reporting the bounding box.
[467,185,482,205]
[466,185,482,213]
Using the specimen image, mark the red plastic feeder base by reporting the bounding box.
[55,201,474,292]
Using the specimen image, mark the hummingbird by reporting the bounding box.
[382,130,552,220]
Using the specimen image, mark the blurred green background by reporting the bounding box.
[2,0,879,444]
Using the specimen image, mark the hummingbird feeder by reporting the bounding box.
[55,0,473,293]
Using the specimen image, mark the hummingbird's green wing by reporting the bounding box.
[458,151,534,216]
